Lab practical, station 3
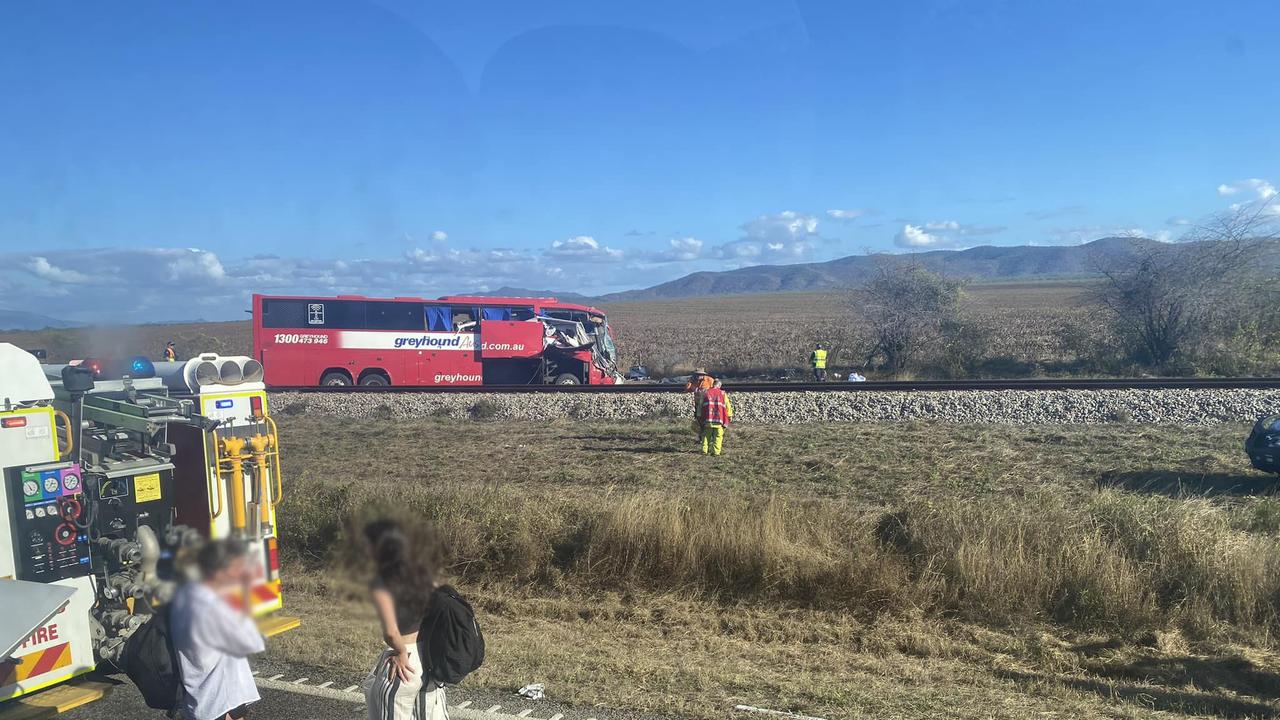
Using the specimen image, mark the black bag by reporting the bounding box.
[419,585,485,685]
[120,605,184,716]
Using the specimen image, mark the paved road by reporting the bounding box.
[63,681,363,720]
[59,659,677,720]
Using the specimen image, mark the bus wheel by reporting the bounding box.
[359,372,389,387]
[320,371,353,386]
[553,373,580,385]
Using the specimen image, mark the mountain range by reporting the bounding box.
[0,309,82,332]
[592,236,1280,302]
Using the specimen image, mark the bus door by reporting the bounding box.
[414,305,483,385]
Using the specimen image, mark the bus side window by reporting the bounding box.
[262,299,309,328]
[426,305,452,332]
[453,307,477,330]
[367,301,423,331]
[324,300,367,329]
[510,307,535,321]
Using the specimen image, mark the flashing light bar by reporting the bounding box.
[70,355,157,381]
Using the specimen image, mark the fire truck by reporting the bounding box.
[0,344,298,716]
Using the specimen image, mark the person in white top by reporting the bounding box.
[169,538,266,720]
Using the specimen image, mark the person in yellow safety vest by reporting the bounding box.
[810,343,828,382]
[164,341,177,362]
[697,379,733,456]
[684,368,715,436]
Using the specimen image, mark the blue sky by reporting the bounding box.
[1,0,1277,322]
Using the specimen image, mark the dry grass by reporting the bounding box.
[267,415,1280,719]
[271,581,1280,720]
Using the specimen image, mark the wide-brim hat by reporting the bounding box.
[691,368,710,376]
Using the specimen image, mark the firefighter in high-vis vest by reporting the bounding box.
[697,379,733,456]
[163,341,177,362]
[684,368,715,437]
[810,343,828,382]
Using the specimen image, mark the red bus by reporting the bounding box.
[251,294,622,387]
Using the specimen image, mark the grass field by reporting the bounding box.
[265,414,1280,720]
[0,281,1109,379]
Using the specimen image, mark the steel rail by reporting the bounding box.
[270,377,1280,394]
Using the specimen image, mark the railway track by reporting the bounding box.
[274,377,1280,394]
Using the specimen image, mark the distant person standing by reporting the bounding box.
[810,344,828,382]
[698,378,733,456]
[169,539,266,720]
[163,341,177,362]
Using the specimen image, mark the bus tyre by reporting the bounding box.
[553,373,580,385]
[359,373,389,387]
[320,371,352,387]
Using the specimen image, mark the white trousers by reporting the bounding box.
[365,644,448,720]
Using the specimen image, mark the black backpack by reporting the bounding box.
[120,603,185,716]
[419,585,485,685]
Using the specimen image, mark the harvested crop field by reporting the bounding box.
[605,282,1106,377]
[268,414,1280,720]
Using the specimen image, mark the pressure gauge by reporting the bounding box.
[62,473,80,492]
[22,479,39,497]
[44,475,60,494]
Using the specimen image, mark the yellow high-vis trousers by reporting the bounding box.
[701,422,725,455]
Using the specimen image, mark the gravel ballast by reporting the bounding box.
[269,389,1280,425]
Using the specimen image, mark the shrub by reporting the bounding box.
[468,399,502,420]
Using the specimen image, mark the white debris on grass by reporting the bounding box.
[516,683,545,701]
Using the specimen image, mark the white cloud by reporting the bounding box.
[709,211,820,262]
[430,230,448,242]
[895,224,948,248]
[27,257,90,284]
[825,208,872,221]
[1167,217,1192,226]
[23,248,225,287]
[545,235,624,263]
[654,237,703,262]
[1218,178,1276,200]
[742,210,819,243]
[167,249,226,282]
[892,219,1005,248]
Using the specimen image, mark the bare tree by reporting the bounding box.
[854,261,963,376]
[1092,199,1278,371]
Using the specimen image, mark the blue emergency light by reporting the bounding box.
[125,356,156,378]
